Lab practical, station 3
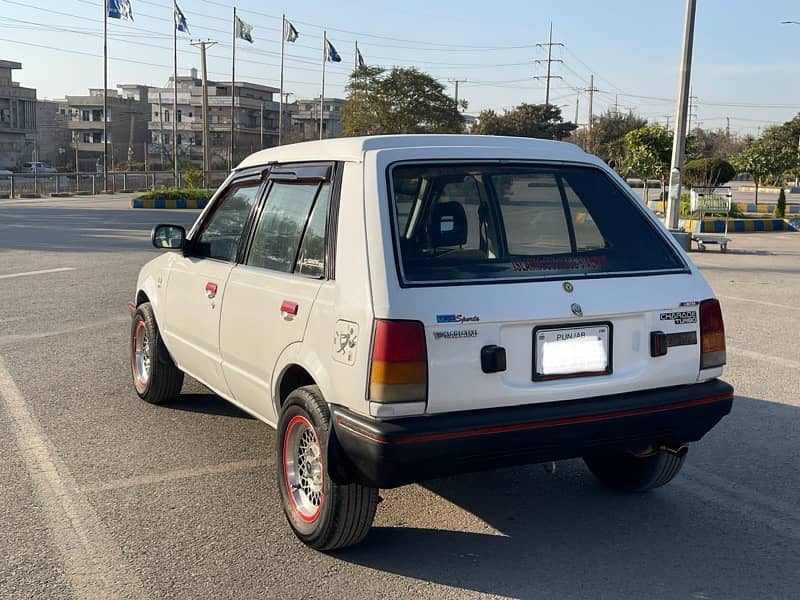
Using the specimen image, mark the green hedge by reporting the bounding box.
[137,188,214,202]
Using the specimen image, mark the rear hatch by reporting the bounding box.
[381,160,709,414]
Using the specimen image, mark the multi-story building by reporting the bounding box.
[0,60,37,170]
[148,69,280,169]
[60,87,151,172]
[290,97,345,141]
[35,99,70,169]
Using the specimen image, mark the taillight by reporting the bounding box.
[700,299,726,369]
[369,320,427,403]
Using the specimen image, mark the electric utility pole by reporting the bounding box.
[191,39,217,186]
[574,87,580,125]
[585,75,599,132]
[534,22,563,105]
[448,79,467,107]
[665,0,697,230]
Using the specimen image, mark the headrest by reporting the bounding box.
[431,201,468,247]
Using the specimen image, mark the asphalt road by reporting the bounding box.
[1,195,798,600]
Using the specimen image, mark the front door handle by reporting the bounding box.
[205,281,218,299]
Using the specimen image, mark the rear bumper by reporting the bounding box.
[330,379,733,488]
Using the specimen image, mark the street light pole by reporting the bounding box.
[665,0,697,230]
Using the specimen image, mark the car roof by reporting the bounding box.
[235,135,591,170]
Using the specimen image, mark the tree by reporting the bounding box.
[341,66,465,136]
[683,157,736,187]
[731,137,797,204]
[690,127,744,160]
[473,103,577,140]
[623,125,672,201]
[572,109,647,167]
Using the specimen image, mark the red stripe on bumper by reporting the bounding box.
[336,392,734,445]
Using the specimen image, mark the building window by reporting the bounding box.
[164,110,170,123]
[188,112,193,118]
[177,110,182,123]
[177,134,182,145]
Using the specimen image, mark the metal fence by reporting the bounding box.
[0,170,229,197]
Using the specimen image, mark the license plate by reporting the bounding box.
[533,323,612,381]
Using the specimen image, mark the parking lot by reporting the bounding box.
[0,195,798,600]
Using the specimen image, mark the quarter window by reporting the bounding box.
[193,180,260,261]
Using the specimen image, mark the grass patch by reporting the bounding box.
[136,187,214,202]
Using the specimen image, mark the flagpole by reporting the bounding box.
[320,31,326,140]
[103,0,109,192]
[279,14,285,146]
[172,0,178,186]
[354,40,358,71]
[230,6,236,169]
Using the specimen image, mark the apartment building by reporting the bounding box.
[0,60,37,170]
[148,69,280,169]
[290,97,345,141]
[60,87,151,171]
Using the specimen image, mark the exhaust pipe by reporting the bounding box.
[662,445,689,458]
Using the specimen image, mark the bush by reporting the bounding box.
[137,187,214,202]
[183,168,204,189]
[683,157,736,187]
[774,188,787,218]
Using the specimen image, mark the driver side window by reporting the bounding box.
[193,180,261,262]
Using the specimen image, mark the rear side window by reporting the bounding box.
[246,181,330,277]
[389,163,684,284]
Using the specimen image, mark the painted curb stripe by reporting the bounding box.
[130,197,209,209]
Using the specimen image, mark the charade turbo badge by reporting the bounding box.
[660,310,697,325]
[436,314,480,324]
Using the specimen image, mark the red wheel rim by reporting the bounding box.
[283,414,324,523]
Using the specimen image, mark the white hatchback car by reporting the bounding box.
[130,135,733,550]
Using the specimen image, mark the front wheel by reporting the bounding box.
[277,386,378,551]
[583,448,687,492]
[130,302,184,404]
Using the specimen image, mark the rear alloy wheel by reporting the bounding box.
[130,302,184,404]
[583,448,687,492]
[277,386,378,551]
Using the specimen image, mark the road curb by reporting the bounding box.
[679,218,798,233]
[130,196,209,209]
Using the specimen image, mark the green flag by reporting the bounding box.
[236,15,253,43]
[284,20,299,43]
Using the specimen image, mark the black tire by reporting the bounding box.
[130,302,184,404]
[277,386,378,551]
[583,448,687,493]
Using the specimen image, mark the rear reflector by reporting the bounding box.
[369,320,427,403]
[700,298,726,369]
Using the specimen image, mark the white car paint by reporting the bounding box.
[135,135,722,425]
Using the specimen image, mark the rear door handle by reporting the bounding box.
[280,300,299,316]
[205,281,218,299]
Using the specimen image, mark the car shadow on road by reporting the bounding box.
[335,395,800,599]
[161,393,254,419]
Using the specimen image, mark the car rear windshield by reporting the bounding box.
[389,163,685,285]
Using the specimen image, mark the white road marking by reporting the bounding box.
[82,458,268,493]
[678,466,800,541]
[0,355,147,599]
[718,294,800,312]
[0,267,75,280]
[0,317,130,347]
[728,346,800,369]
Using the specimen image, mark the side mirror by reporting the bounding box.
[151,224,186,250]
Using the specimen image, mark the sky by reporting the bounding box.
[1,0,800,135]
